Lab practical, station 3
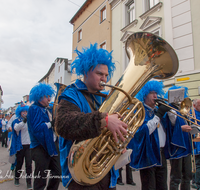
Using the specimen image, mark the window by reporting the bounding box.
[58,79,59,83]
[78,29,82,42]
[100,42,106,49]
[144,0,159,12]
[127,1,135,24]
[100,6,106,23]
[58,66,60,73]
[124,0,135,26]
[60,77,62,84]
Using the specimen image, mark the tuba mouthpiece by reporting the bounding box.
[100,81,106,87]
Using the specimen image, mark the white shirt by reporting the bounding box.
[145,104,177,148]
[145,104,166,148]
[1,119,7,132]
[14,121,30,145]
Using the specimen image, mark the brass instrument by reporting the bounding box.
[156,98,198,173]
[155,98,200,127]
[191,105,198,173]
[52,83,67,120]
[68,32,179,185]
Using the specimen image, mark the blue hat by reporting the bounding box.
[71,43,116,82]
[136,80,165,102]
[29,83,55,103]
[164,85,188,99]
[15,103,29,118]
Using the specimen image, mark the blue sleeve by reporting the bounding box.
[163,114,187,158]
[128,118,160,169]
[28,105,50,133]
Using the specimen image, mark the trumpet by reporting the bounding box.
[155,98,200,127]
[191,105,197,173]
[155,97,197,173]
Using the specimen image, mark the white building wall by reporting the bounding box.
[54,58,72,86]
[171,0,194,74]
[110,1,123,85]
[49,67,55,85]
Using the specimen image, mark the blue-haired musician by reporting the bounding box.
[55,43,128,190]
[164,85,192,190]
[27,83,61,190]
[10,103,32,189]
[191,98,200,189]
[128,80,187,190]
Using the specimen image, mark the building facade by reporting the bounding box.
[70,0,112,83]
[39,63,55,85]
[108,0,200,100]
[0,85,3,109]
[54,58,71,86]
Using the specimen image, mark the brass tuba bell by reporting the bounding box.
[68,32,179,185]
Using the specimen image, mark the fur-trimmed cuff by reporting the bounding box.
[100,112,108,129]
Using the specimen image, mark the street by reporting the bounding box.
[0,145,195,190]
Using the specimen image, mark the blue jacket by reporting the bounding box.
[27,102,57,156]
[0,119,2,128]
[58,79,119,188]
[10,117,23,156]
[164,110,192,159]
[128,104,186,169]
[192,109,200,155]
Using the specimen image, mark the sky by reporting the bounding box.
[0,0,86,109]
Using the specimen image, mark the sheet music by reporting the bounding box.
[168,88,185,103]
[190,124,200,135]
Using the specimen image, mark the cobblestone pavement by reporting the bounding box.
[0,145,196,190]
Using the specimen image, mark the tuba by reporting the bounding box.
[52,83,67,120]
[68,32,179,185]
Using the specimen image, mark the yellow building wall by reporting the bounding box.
[71,0,112,82]
[175,72,200,100]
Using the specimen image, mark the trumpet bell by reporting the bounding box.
[179,97,192,116]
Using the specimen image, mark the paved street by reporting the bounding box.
[0,145,196,190]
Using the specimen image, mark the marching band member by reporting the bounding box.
[128,80,184,190]
[164,85,192,190]
[10,103,32,189]
[191,98,200,190]
[1,116,8,148]
[55,43,128,190]
[27,83,61,190]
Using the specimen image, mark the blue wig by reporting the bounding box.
[71,43,116,82]
[15,104,29,118]
[164,85,188,99]
[29,83,55,103]
[136,80,165,102]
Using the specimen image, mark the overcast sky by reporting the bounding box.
[0,0,86,109]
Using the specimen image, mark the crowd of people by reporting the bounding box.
[1,43,200,190]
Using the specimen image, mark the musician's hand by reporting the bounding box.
[181,125,192,132]
[121,148,127,154]
[23,117,27,123]
[107,114,128,143]
[154,98,166,106]
[155,104,171,119]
